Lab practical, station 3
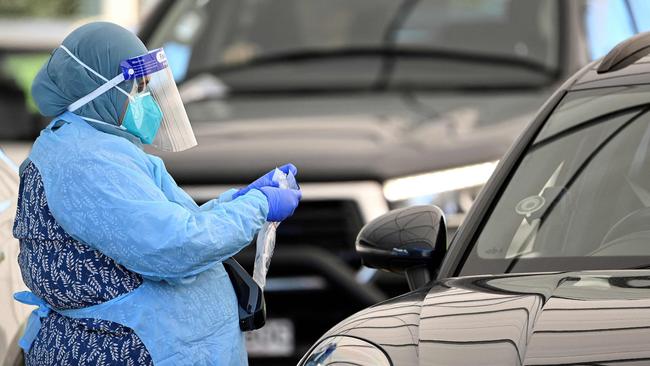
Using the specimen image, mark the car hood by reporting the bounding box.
[157,91,549,184]
[315,270,650,366]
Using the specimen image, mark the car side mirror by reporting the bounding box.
[356,205,447,291]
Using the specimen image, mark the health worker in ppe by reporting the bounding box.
[12,22,301,366]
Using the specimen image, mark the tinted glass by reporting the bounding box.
[398,0,558,68]
[461,85,650,275]
[148,0,559,89]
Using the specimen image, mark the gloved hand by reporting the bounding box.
[257,186,302,222]
[232,164,298,199]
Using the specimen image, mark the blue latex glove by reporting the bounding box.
[233,164,298,199]
[257,186,302,222]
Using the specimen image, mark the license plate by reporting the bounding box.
[245,318,295,357]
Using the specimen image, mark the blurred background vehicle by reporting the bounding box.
[143,0,650,235]
[2,1,650,365]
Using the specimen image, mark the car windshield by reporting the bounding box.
[460,85,650,276]
[147,0,559,91]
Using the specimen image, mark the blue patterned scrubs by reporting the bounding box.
[14,161,153,365]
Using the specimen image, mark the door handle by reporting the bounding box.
[0,249,4,263]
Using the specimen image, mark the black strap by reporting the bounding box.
[222,258,266,331]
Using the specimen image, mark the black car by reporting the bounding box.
[299,32,650,365]
[133,1,645,363]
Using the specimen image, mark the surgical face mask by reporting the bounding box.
[59,45,197,152]
[122,93,163,144]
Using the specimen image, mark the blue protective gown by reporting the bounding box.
[17,22,269,365]
[15,112,268,365]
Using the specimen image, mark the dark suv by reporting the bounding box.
[300,31,650,366]
[133,0,650,364]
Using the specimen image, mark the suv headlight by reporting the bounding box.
[301,336,391,366]
[383,161,498,226]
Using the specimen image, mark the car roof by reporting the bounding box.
[570,32,650,91]
[570,55,650,90]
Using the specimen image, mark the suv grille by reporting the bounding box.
[275,199,364,267]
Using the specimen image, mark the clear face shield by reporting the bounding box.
[119,49,197,152]
[63,46,197,152]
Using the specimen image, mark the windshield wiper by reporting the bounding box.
[186,47,557,83]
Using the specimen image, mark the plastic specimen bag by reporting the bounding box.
[253,168,298,289]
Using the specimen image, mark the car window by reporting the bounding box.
[148,0,560,90]
[398,0,558,69]
[148,0,399,83]
[461,85,650,275]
